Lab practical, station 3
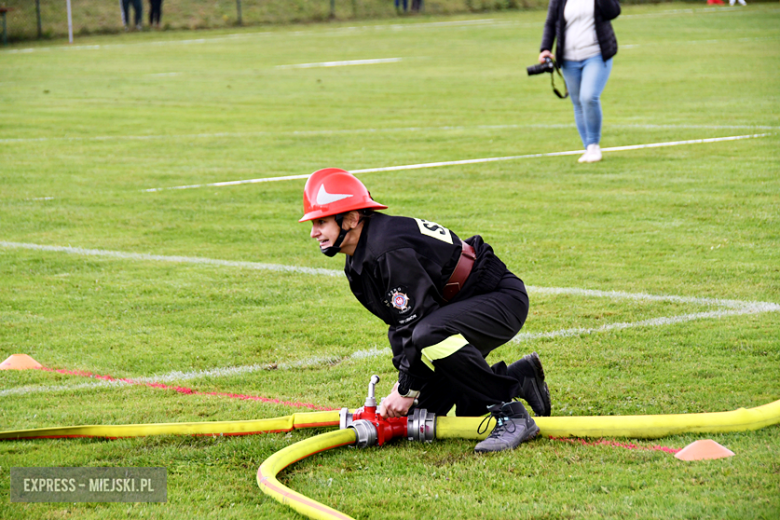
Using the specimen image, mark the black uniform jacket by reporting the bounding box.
[344,213,508,385]
[541,0,621,64]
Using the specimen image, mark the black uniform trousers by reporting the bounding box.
[412,272,529,417]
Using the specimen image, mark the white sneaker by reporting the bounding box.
[578,149,590,163]
[584,144,602,163]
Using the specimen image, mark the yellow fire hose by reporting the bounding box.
[436,398,780,440]
[256,398,780,520]
[4,399,777,441]
[2,400,779,520]
[257,428,358,520]
[0,411,340,440]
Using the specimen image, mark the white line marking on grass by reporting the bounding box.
[621,6,750,18]
[0,348,391,397]
[143,133,771,192]
[612,124,778,131]
[623,36,779,49]
[518,286,780,342]
[2,242,778,397]
[3,124,777,145]
[526,286,772,311]
[0,241,342,278]
[276,57,403,69]
[4,242,773,315]
[0,379,128,397]
[513,307,776,343]
[3,242,778,313]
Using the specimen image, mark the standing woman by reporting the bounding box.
[539,0,621,163]
[149,0,163,28]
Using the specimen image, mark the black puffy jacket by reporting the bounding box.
[540,0,621,64]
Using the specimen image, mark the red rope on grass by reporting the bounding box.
[549,436,680,454]
[36,366,338,411]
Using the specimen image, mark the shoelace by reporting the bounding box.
[477,410,518,438]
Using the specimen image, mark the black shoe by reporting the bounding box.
[507,352,551,417]
[474,401,539,453]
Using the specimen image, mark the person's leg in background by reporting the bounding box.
[149,0,162,27]
[577,55,613,162]
[121,0,131,29]
[560,60,588,159]
[132,0,143,29]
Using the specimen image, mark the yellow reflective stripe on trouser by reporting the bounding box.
[420,334,469,371]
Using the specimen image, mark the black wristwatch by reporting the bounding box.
[397,382,420,399]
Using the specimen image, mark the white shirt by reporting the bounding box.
[563,0,601,61]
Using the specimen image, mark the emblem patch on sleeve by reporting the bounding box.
[384,286,413,314]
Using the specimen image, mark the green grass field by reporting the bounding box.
[1,3,779,519]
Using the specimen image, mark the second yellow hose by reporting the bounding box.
[257,428,358,520]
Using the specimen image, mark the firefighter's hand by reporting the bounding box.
[379,383,415,419]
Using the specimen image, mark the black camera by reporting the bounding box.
[527,57,555,76]
[526,56,568,99]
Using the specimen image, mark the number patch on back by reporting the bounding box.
[414,218,453,245]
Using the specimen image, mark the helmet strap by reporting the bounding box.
[320,213,349,257]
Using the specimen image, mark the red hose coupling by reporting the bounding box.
[346,405,408,447]
[339,375,436,448]
[341,407,436,447]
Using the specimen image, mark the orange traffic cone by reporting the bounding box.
[675,439,735,461]
[0,354,43,370]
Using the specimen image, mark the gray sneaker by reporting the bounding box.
[507,352,551,417]
[474,401,539,453]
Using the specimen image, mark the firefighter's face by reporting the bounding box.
[310,216,341,252]
[309,211,363,256]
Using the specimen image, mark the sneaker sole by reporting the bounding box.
[525,422,541,443]
[525,353,551,417]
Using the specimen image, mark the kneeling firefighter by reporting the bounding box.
[300,168,552,452]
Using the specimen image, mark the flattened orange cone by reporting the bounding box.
[675,439,735,461]
[0,354,43,370]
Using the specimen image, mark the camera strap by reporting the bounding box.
[551,65,568,99]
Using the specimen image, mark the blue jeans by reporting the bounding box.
[561,55,613,148]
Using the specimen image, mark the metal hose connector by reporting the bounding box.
[407,408,436,442]
[348,419,378,448]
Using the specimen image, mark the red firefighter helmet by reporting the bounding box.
[299,168,387,223]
